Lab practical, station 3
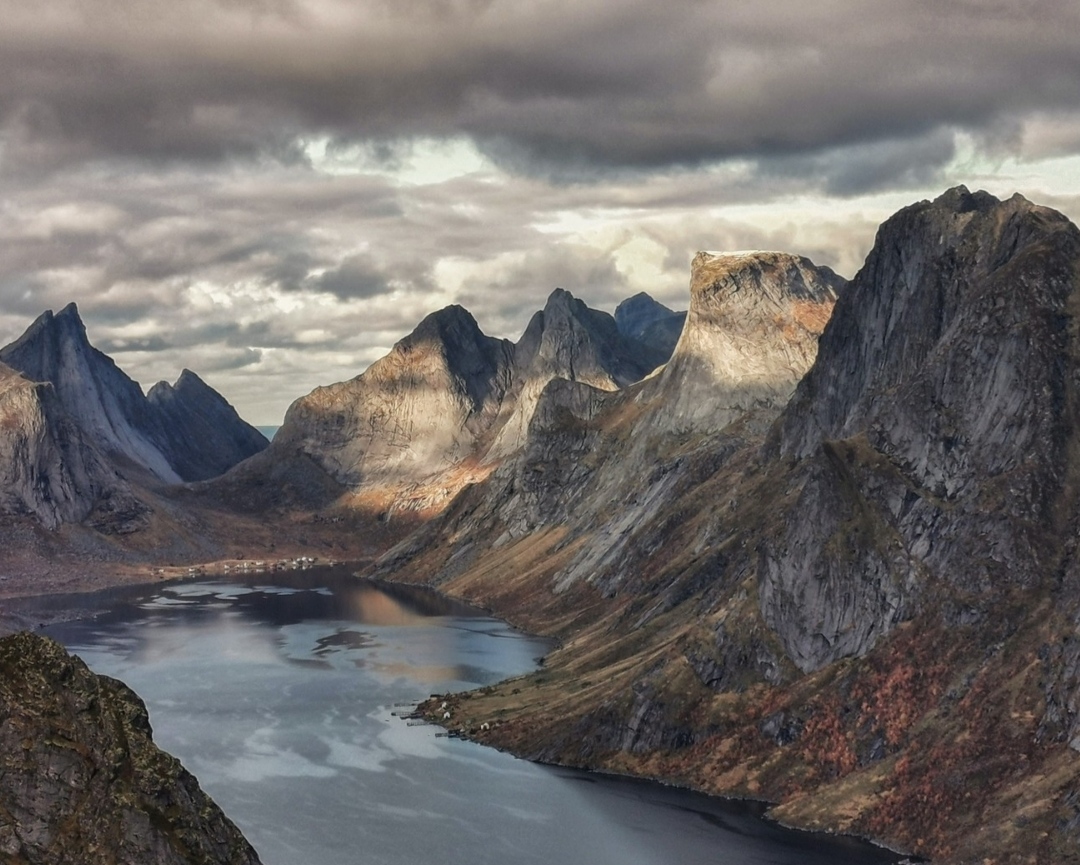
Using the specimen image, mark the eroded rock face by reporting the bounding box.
[274,305,515,489]
[761,187,1080,671]
[0,632,261,865]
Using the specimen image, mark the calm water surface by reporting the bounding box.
[34,567,903,865]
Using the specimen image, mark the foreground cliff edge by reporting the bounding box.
[0,632,261,865]
[372,188,1080,864]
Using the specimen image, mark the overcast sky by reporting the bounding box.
[2,0,1080,423]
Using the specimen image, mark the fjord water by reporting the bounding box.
[40,567,901,865]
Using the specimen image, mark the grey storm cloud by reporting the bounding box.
[2,0,1079,424]
[1,0,1079,179]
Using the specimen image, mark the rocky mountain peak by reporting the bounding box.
[614,292,677,337]
[0,306,268,496]
[0,303,183,483]
[146,369,268,483]
[484,287,657,459]
[515,287,651,390]
[272,303,515,496]
[775,185,1080,461]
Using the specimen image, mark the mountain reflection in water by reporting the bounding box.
[34,566,904,865]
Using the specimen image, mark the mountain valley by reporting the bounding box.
[3,187,1080,864]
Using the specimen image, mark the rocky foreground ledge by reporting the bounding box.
[0,632,261,865]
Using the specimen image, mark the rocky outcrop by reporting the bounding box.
[0,631,261,865]
[0,305,266,486]
[147,370,268,482]
[636,251,841,436]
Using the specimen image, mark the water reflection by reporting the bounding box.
[31,568,903,865]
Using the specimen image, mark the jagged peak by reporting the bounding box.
[930,184,1002,213]
[403,304,486,349]
[8,302,87,348]
[542,287,589,318]
[174,368,207,389]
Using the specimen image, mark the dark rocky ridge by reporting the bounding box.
[763,187,1080,671]
[0,631,261,865]
[0,304,267,487]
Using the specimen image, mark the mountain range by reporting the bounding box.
[3,186,1080,863]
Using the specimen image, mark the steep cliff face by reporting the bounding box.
[762,187,1080,672]
[636,251,841,436]
[0,305,266,486]
[0,632,261,865]
[0,363,125,529]
[0,304,182,483]
[147,370,268,482]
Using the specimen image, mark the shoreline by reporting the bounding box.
[18,562,919,865]
[0,554,371,636]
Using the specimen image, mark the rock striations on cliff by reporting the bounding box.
[636,251,841,436]
[0,631,261,865]
[371,188,1080,865]
[263,305,515,514]
[0,304,267,489]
